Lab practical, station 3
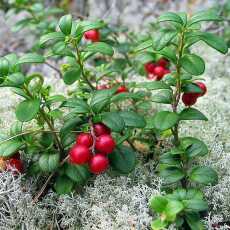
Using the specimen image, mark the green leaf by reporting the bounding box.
[109,145,136,174]
[136,81,171,90]
[0,139,24,158]
[40,32,65,46]
[134,39,153,52]
[62,98,90,113]
[90,88,115,113]
[189,166,218,185]
[158,12,184,25]
[150,196,168,213]
[39,153,60,172]
[0,57,9,77]
[160,167,185,184]
[179,108,208,121]
[185,213,205,230]
[8,73,25,86]
[17,53,45,64]
[165,200,184,218]
[119,111,146,128]
[101,112,125,132]
[15,99,40,122]
[152,111,179,131]
[65,164,90,185]
[54,175,74,195]
[78,21,105,34]
[151,89,173,104]
[59,14,72,35]
[180,137,208,158]
[183,199,208,212]
[153,29,177,51]
[151,219,168,230]
[188,10,222,26]
[111,92,142,103]
[182,83,203,93]
[84,42,114,56]
[180,54,205,76]
[156,47,177,64]
[63,67,81,85]
[10,121,22,136]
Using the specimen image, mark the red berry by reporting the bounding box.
[69,145,91,164]
[153,66,165,80]
[144,62,156,74]
[182,93,198,106]
[93,123,111,136]
[163,69,171,75]
[96,84,110,90]
[89,154,109,174]
[6,158,23,173]
[156,58,169,68]
[116,85,128,94]
[195,82,207,96]
[76,133,93,147]
[95,134,116,154]
[147,73,157,80]
[84,29,100,42]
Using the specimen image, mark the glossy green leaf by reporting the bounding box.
[40,32,65,46]
[136,81,171,90]
[158,12,184,24]
[84,42,114,56]
[189,166,218,185]
[17,53,45,64]
[182,83,203,93]
[180,54,205,76]
[185,213,205,230]
[101,112,125,132]
[59,14,72,35]
[151,219,168,230]
[8,73,25,86]
[16,99,40,122]
[0,139,24,158]
[183,199,208,212]
[150,196,168,213]
[63,67,81,85]
[156,47,177,64]
[54,175,74,195]
[165,200,184,218]
[65,164,90,185]
[134,39,153,52]
[119,111,146,128]
[109,145,136,174]
[159,167,185,184]
[0,57,9,77]
[151,89,173,104]
[62,98,90,113]
[152,111,179,131]
[39,153,60,172]
[78,21,105,34]
[111,92,142,102]
[179,108,208,121]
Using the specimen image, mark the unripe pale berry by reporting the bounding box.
[69,145,91,164]
[182,93,198,106]
[93,123,111,136]
[156,58,169,68]
[144,62,156,74]
[76,133,93,147]
[116,85,128,94]
[84,29,100,42]
[195,82,207,96]
[89,154,109,174]
[153,66,165,80]
[95,134,116,154]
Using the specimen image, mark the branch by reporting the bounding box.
[44,61,62,78]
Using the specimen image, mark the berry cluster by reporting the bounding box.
[84,29,100,42]
[0,153,23,174]
[69,123,116,174]
[182,82,207,106]
[144,58,170,80]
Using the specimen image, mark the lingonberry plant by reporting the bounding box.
[134,11,228,229]
[0,14,146,200]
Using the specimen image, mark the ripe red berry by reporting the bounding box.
[89,154,109,174]
[95,134,116,154]
[84,29,100,42]
[153,66,165,80]
[93,123,111,136]
[76,133,93,147]
[144,62,156,74]
[6,158,23,173]
[69,145,91,164]
[182,93,198,106]
[195,82,207,96]
[163,69,171,75]
[156,58,169,68]
[116,85,128,94]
